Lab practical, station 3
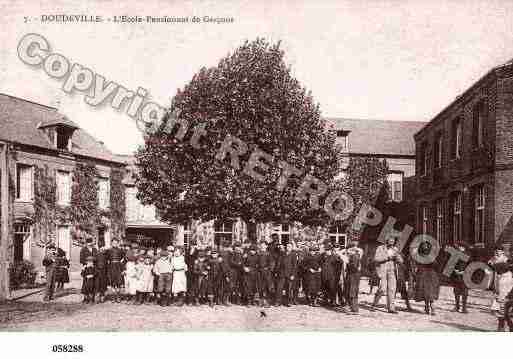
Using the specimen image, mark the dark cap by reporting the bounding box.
[160,250,169,257]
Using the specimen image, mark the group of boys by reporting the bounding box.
[183,234,363,311]
[71,233,364,311]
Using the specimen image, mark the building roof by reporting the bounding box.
[0,93,122,164]
[37,115,79,129]
[415,59,513,138]
[325,118,426,157]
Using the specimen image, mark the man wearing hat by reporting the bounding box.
[371,236,403,314]
[451,242,469,313]
[153,250,173,306]
[488,244,513,331]
[42,244,57,301]
[95,241,109,303]
[107,238,126,303]
[192,249,209,305]
[242,244,259,306]
[185,239,198,305]
[321,243,341,307]
[303,245,323,306]
[258,241,275,307]
[79,237,97,267]
[344,241,363,314]
[230,242,244,304]
[206,249,226,307]
[275,242,298,306]
[219,241,234,305]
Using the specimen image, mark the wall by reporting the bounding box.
[11,146,118,273]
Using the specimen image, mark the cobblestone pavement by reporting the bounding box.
[0,281,498,331]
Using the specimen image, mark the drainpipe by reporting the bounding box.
[0,141,11,300]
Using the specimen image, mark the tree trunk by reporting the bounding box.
[246,221,257,243]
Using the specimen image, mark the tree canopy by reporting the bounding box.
[135,38,343,228]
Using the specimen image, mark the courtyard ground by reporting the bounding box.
[0,280,498,331]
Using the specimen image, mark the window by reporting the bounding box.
[421,206,429,234]
[13,223,31,262]
[56,225,71,259]
[473,101,486,148]
[125,186,137,221]
[452,118,462,159]
[16,164,33,201]
[214,220,234,246]
[272,223,290,245]
[452,192,462,244]
[55,127,72,151]
[336,130,349,152]
[328,223,347,247]
[436,199,444,245]
[474,185,485,245]
[98,177,110,210]
[56,170,71,206]
[434,132,443,168]
[387,173,403,202]
[419,142,428,176]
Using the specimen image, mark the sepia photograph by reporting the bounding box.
[1,0,513,345]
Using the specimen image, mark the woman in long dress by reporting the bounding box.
[488,245,513,331]
[413,241,440,315]
[171,247,188,306]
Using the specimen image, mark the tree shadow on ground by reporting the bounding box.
[0,300,86,329]
[430,320,491,332]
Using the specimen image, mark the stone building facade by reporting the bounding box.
[0,94,126,275]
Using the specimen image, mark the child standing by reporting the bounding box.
[55,248,70,291]
[81,256,96,304]
[124,255,138,304]
[171,247,188,306]
[135,255,154,304]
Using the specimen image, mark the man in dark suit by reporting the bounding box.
[275,243,298,306]
[42,244,57,301]
[79,237,98,266]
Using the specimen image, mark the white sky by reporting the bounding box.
[1,0,513,154]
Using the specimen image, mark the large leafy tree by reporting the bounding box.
[331,156,390,241]
[135,38,342,237]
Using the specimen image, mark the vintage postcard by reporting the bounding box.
[1,0,512,344]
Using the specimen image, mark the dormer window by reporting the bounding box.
[56,126,73,151]
[336,130,350,152]
[37,116,79,152]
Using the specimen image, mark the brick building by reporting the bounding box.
[0,93,126,276]
[413,60,513,252]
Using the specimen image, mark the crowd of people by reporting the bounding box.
[41,234,513,331]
